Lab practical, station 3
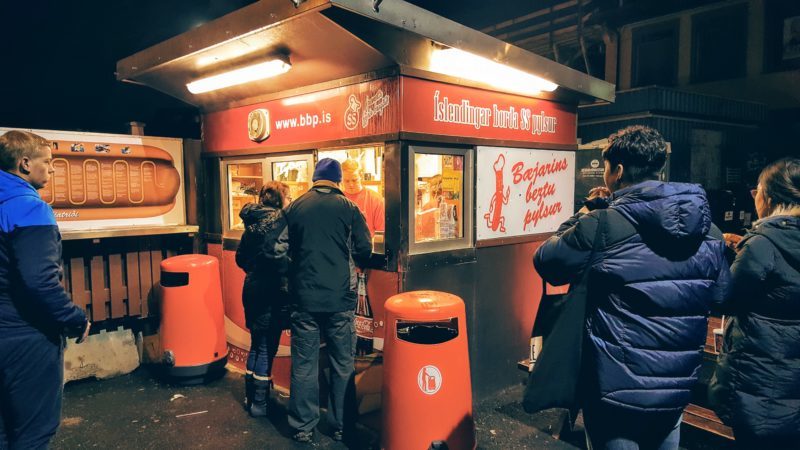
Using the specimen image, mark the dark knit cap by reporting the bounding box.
[312,158,342,183]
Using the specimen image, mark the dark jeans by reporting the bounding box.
[0,333,64,450]
[246,314,285,379]
[288,310,356,433]
[583,401,682,450]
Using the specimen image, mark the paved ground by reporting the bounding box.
[52,368,732,449]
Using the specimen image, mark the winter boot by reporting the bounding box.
[249,378,270,417]
[244,373,254,412]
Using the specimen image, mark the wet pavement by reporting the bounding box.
[53,368,731,449]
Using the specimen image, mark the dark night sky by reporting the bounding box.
[0,0,534,138]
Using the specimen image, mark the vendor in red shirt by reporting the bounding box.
[341,159,385,236]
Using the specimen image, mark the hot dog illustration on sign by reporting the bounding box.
[484,154,510,232]
[38,141,181,220]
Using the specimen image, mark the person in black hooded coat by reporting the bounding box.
[710,157,800,448]
[235,181,290,417]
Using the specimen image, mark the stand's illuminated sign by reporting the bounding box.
[203,76,576,154]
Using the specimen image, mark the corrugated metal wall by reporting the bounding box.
[580,86,768,122]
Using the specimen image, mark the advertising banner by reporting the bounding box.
[0,128,186,230]
[402,77,577,146]
[476,146,575,240]
[203,77,400,153]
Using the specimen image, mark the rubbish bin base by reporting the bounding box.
[165,357,227,385]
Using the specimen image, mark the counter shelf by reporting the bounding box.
[61,225,199,241]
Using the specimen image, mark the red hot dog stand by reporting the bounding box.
[117,0,614,401]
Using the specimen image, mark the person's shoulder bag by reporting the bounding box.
[523,209,607,415]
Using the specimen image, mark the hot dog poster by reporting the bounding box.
[0,128,186,230]
[476,146,574,240]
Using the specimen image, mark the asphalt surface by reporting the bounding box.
[52,368,732,449]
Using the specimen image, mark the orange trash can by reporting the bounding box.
[381,291,476,450]
[159,254,227,385]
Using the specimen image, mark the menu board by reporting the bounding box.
[0,128,186,230]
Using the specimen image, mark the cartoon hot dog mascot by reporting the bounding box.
[484,154,510,232]
[38,141,181,220]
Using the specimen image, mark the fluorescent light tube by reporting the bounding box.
[187,58,291,94]
[430,48,558,95]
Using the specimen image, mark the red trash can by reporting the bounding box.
[159,254,227,384]
[381,291,476,450]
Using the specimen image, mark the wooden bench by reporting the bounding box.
[683,404,734,440]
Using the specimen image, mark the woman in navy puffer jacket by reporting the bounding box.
[535,126,730,449]
[710,158,800,449]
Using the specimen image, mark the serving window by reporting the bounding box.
[409,145,474,254]
[318,145,386,246]
[221,153,314,236]
[270,159,309,203]
[317,145,384,196]
[226,160,264,231]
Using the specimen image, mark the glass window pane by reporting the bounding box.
[318,145,384,196]
[632,23,678,87]
[228,162,263,230]
[414,154,464,243]
[272,160,309,202]
[691,6,747,83]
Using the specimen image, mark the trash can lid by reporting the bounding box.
[161,254,219,271]
[384,291,465,318]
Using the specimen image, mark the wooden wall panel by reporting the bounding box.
[69,257,90,312]
[61,234,193,323]
[126,252,142,317]
[89,255,108,321]
[108,254,126,318]
[138,246,153,318]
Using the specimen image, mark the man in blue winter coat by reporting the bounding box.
[0,130,90,449]
[534,125,730,449]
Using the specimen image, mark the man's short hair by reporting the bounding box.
[341,159,361,175]
[602,125,667,184]
[0,130,50,171]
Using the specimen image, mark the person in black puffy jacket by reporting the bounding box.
[710,157,800,449]
[235,181,290,417]
[535,126,730,450]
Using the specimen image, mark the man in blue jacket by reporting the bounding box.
[534,126,729,449]
[0,130,90,449]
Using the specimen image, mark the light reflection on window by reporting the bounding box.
[414,154,464,243]
[228,162,263,230]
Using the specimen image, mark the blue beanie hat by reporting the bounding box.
[312,158,342,183]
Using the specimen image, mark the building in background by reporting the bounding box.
[479,0,799,189]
